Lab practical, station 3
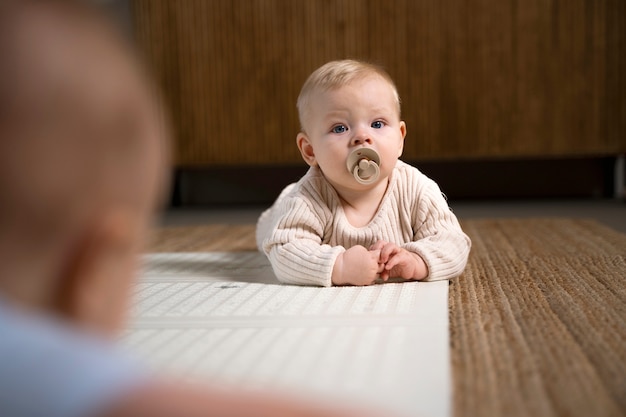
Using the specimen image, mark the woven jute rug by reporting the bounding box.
[148,218,626,417]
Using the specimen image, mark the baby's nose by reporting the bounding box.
[352,131,372,145]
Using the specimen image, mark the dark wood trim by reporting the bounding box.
[170,157,619,206]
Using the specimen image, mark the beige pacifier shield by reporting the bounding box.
[346,148,381,185]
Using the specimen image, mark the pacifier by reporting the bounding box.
[346,148,381,185]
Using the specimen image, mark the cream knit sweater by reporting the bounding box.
[256,160,471,287]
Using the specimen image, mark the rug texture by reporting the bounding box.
[149,218,626,417]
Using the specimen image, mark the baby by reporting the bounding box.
[0,3,382,417]
[257,60,471,286]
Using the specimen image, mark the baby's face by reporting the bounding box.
[299,75,406,193]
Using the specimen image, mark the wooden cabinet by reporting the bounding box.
[132,0,625,167]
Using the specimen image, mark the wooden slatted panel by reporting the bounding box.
[131,0,625,166]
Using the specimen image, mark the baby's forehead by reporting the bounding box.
[310,76,398,110]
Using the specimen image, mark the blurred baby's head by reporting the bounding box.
[296,60,401,133]
[0,0,169,333]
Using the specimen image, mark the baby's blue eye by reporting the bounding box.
[331,125,347,134]
[371,121,384,129]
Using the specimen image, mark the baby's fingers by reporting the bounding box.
[379,269,390,281]
[384,254,401,271]
[369,240,387,251]
[380,243,399,264]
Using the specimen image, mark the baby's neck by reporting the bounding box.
[336,179,389,228]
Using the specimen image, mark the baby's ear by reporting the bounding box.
[54,209,138,336]
[296,132,317,167]
[398,121,407,157]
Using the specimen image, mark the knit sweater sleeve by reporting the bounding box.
[258,192,344,287]
[401,171,471,281]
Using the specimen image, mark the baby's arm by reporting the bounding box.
[260,196,385,287]
[260,195,348,286]
[403,177,471,281]
[369,241,428,281]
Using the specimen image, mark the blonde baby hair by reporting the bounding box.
[296,59,401,131]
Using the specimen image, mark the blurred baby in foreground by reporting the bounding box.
[0,1,391,416]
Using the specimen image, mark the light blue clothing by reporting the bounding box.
[0,296,148,417]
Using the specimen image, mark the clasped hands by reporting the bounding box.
[331,241,428,286]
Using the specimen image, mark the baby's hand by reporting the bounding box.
[332,245,384,286]
[370,240,428,281]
